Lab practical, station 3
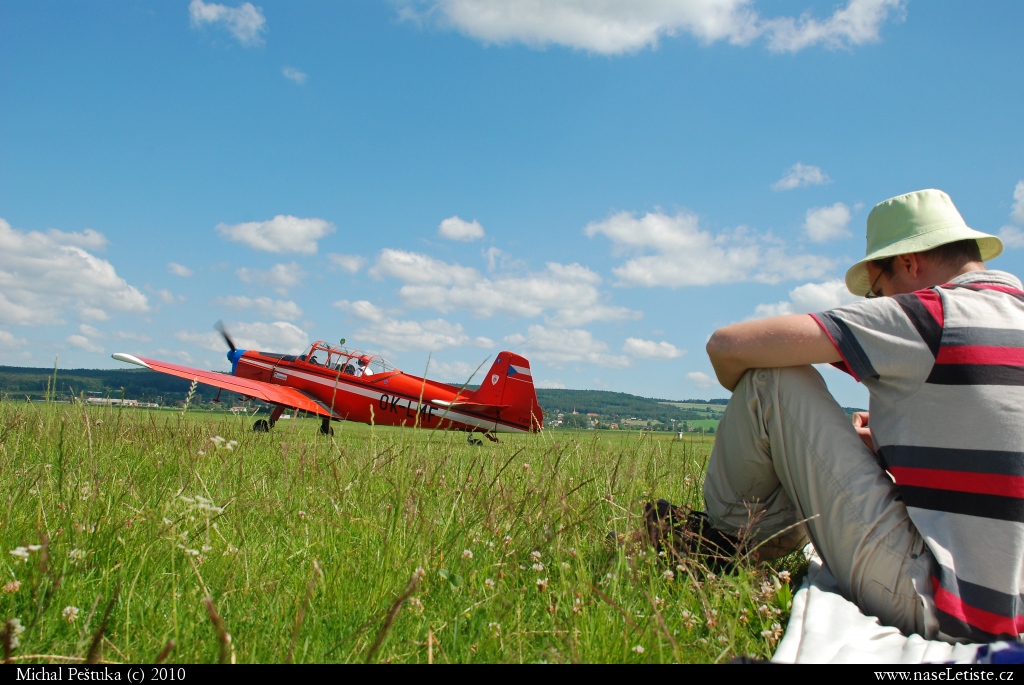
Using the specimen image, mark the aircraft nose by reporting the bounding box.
[227,348,245,372]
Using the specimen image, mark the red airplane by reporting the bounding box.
[111,326,543,439]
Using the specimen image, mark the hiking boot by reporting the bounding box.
[643,499,743,572]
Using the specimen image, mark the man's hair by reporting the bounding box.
[869,239,982,274]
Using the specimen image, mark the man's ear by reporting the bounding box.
[895,253,922,279]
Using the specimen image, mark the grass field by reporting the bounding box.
[0,399,803,664]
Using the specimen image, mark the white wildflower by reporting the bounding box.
[3,581,20,593]
[9,547,29,561]
[536,577,548,592]
[529,550,542,562]
[462,549,473,560]
[69,549,87,564]
[632,645,645,654]
[484,578,495,589]
[778,570,791,584]
[662,569,675,581]
[63,606,79,623]
[532,563,544,572]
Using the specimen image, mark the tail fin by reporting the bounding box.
[470,352,544,432]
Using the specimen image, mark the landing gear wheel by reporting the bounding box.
[319,419,334,436]
[253,419,271,433]
[467,435,483,446]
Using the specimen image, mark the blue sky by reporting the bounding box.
[2,0,1022,407]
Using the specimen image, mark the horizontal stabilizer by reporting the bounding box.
[111,353,339,418]
[431,399,510,419]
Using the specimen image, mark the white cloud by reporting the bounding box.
[504,325,630,368]
[114,330,152,343]
[1013,181,1024,226]
[176,321,309,354]
[762,0,906,53]
[334,299,480,352]
[752,278,860,318]
[438,216,485,242]
[168,262,194,277]
[427,360,486,383]
[327,253,367,274]
[999,226,1024,249]
[996,181,1024,249]
[585,211,834,288]
[623,337,685,360]
[804,202,852,243]
[535,379,567,389]
[371,248,479,285]
[217,215,335,255]
[771,162,832,191]
[157,289,183,305]
[79,308,110,322]
[686,371,714,389]
[189,0,267,46]
[402,0,903,55]
[282,66,307,84]
[213,295,302,321]
[236,262,306,294]
[46,228,108,250]
[372,249,639,326]
[78,324,102,338]
[0,218,148,326]
[67,334,103,354]
[0,329,26,347]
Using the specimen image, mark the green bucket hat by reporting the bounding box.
[845,188,1003,295]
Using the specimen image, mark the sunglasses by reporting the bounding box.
[865,257,896,299]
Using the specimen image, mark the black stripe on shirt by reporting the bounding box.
[901,485,1024,523]
[815,312,879,381]
[880,445,1024,477]
[942,326,1024,348]
[936,609,1007,643]
[895,291,943,358]
[927,363,1024,386]
[936,564,1024,621]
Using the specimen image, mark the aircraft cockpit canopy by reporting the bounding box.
[299,341,396,378]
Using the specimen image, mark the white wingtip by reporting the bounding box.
[112,353,151,369]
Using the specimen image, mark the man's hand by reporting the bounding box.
[852,411,875,454]
[706,314,842,390]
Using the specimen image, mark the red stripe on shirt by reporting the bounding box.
[913,289,944,328]
[889,466,1024,498]
[935,346,1024,365]
[933,577,1024,637]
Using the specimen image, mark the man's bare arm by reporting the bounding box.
[706,314,842,390]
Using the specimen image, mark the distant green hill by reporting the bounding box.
[0,365,201,405]
[0,366,863,424]
[534,389,721,425]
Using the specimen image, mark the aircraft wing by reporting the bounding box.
[431,399,510,419]
[112,353,338,418]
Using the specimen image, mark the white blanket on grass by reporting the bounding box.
[772,551,982,664]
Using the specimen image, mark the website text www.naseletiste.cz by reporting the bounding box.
[874,670,1014,681]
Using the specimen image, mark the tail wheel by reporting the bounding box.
[319,419,334,436]
[467,435,483,446]
[253,419,271,433]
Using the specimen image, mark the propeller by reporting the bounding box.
[215,320,237,352]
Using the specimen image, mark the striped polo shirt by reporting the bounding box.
[811,269,1024,642]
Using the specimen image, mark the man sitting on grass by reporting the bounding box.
[658,188,1023,643]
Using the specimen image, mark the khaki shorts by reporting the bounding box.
[703,366,938,638]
